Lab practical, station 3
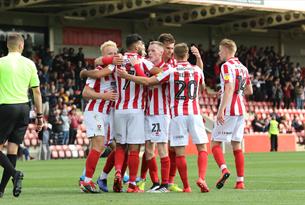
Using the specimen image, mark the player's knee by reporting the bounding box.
[145,150,154,160]
[196,143,207,152]
[91,136,105,152]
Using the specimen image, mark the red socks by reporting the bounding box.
[233,149,244,177]
[140,152,148,180]
[198,151,208,180]
[160,156,170,185]
[147,157,159,183]
[85,149,101,178]
[212,145,226,171]
[115,146,125,173]
[121,152,128,177]
[169,149,176,184]
[128,151,140,182]
[176,156,189,189]
[103,150,115,174]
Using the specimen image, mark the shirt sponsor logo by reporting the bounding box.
[174,135,184,139]
[218,131,232,135]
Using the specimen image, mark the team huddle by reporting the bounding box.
[78,33,253,193]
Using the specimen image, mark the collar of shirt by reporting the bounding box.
[8,52,22,56]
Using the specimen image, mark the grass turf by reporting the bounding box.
[1,152,305,205]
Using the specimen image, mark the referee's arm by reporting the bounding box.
[29,61,43,131]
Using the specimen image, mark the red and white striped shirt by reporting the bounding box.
[146,61,172,116]
[220,57,250,116]
[84,65,116,114]
[110,52,154,110]
[166,56,177,67]
[156,61,204,117]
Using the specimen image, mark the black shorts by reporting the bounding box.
[0,103,30,145]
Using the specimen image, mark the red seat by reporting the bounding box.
[77,138,83,145]
[51,150,58,159]
[49,145,55,151]
[65,150,72,158]
[76,144,83,150]
[84,138,90,145]
[58,150,65,158]
[24,139,30,147]
[78,150,85,158]
[56,145,62,150]
[31,138,38,146]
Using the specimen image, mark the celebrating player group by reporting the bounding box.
[78,33,253,193]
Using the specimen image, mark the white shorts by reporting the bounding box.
[84,111,110,141]
[145,115,170,143]
[212,115,245,142]
[169,115,208,147]
[114,109,145,144]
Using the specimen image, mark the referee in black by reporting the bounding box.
[0,33,43,198]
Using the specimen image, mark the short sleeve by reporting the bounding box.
[108,64,116,72]
[85,78,96,88]
[221,64,233,83]
[29,61,40,87]
[141,58,154,71]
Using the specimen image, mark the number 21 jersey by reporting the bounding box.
[220,57,250,116]
[156,61,204,117]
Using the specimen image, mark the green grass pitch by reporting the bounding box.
[1,152,305,205]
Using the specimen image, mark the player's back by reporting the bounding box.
[114,52,154,110]
[220,57,250,116]
[168,61,204,116]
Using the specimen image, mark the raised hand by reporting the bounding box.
[191,46,201,58]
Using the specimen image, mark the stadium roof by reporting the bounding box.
[1,0,305,34]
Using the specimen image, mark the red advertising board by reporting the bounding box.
[63,27,122,47]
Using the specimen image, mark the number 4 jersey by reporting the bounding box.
[220,57,250,116]
[156,61,204,117]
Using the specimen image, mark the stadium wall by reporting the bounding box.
[185,133,298,155]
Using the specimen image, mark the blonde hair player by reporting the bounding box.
[78,40,119,193]
[211,38,253,190]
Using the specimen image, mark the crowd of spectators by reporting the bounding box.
[200,44,305,109]
[1,37,305,147]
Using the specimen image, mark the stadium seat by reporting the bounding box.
[58,150,65,159]
[65,150,72,158]
[51,150,58,159]
[77,138,83,145]
[84,138,90,145]
[24,138,30,147]
[78,149,85,158]
[76,144,83,150]
[49,145,55,151]
[72,150,79,158]
[31,138,38,146]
